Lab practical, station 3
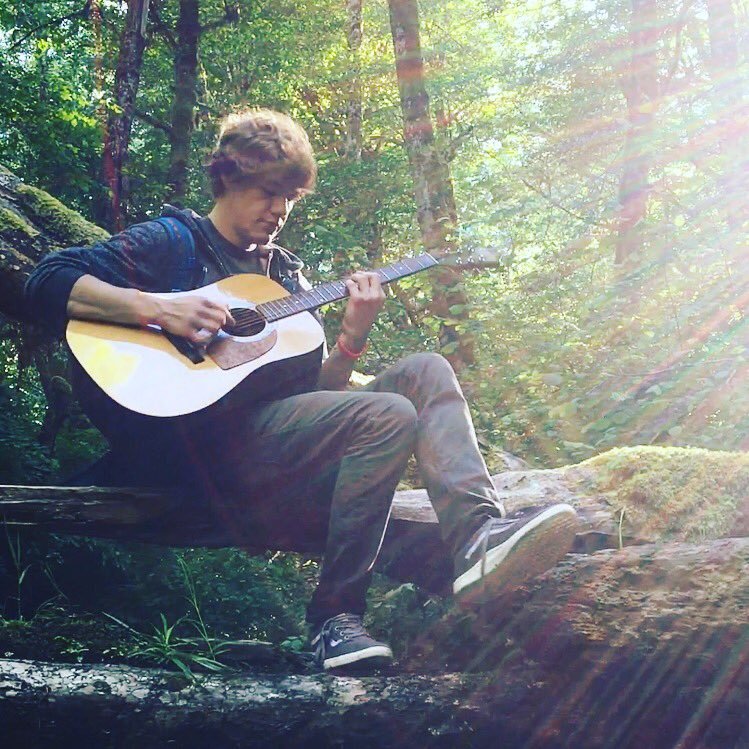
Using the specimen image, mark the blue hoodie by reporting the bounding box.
[24,205,307,337]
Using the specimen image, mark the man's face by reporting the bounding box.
[220,181,298,246]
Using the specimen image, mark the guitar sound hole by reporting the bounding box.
[223,308,267,337]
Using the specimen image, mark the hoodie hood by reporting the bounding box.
[160,203,305,283]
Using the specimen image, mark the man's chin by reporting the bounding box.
[257,227,280,243]
[243,232,274,246]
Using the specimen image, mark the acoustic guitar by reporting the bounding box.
[66,254,438,418]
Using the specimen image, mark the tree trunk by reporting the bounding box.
[387,0,474,370]
[2,537,748,748]
[101,0,151,232]
[705,0,748,241]
[614,0,659,264]
[344,0,363,162]
[32,350,74,451]
[165,0,201,205]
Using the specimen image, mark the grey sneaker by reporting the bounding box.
[310,613,393,671]
[453,504,578,603]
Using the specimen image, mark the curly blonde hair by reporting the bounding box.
[207,109,317,198]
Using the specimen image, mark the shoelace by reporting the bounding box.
[462,511,538,577]
[463,520,495,577]
[325,613,367,641]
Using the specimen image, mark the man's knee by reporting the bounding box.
[378,392,418,433]
[357,392,418,443]
[397,352,457,386]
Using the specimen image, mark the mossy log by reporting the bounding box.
[2,445,748,597]
[2,538,748,749]
[0,165,108,323]
[395,445,749,545]
[2,445,748,546]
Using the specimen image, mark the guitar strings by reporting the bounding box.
[224,308,266,337]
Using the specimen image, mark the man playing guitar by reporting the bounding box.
[26,109,578,671]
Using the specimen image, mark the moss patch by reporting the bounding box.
[0,610,134,664]
[570,446,749,542]
[16,184,109,246]
[0,205,40,239]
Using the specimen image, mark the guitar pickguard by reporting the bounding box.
[208,329,278,370]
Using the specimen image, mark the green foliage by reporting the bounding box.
[0,1,105,217]
[58,544,314,643]
[0,337,57,484]
[0,606,135,664]
[3,524,32,621]
[366,578,450,660]
[105,611,227,681]
[463,230,749,468]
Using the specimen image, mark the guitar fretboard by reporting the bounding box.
[256,254,438,323]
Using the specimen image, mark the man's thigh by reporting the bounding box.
[184,388,406,548]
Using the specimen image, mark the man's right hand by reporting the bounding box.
[67,275,234,345]
[148,294,235,344]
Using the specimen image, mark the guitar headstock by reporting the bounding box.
[431,246,504,270]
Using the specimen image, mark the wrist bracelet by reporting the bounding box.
[337,334,367,359]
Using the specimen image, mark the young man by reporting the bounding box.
[25,109,578,671]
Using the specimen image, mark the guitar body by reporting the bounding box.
[66,274,325,418]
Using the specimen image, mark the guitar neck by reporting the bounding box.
[256,253,438,323]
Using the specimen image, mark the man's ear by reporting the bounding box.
[215,174,240,203]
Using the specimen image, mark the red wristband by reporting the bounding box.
[337,334,367,359]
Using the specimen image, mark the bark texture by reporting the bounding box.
[705,0,748,239]
[101,0,151,231]
[387,0,474,370]
[155,1,240,204]
[165,0,201,204]
[345,0,364,161]
[614,0,659,264]
[1,538,748,748]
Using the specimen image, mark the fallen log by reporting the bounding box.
[3,445,748,594]
[2,538,748,749]
[4,446,746,546]
[0,164,109,322]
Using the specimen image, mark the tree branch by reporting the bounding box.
[446,258,504,270]
[9,1,91,51]
[149,1,176,50]
[661,0,695,99]
[444,124,476,162]
[200,1,241,33]
[135,109,172,135]
[519,177,601,226]
[387,281,425,327]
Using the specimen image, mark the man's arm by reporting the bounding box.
[25,220,232,342]
[67,275,233,344]
[317,271,385,390]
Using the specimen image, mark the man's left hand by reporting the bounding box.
[341,271,386,349]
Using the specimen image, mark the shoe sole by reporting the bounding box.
[323,644,394,670]
[453,504,578,604]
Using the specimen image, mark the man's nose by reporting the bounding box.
[269,195,289,217]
